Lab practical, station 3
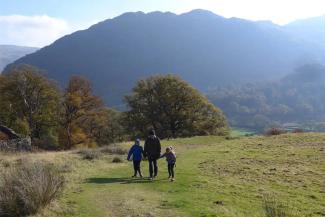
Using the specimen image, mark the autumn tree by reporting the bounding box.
[81,108,126,145]
[60,76,104,149]
[125,75,229,138]
[0,65,60,147]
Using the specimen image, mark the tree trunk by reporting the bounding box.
[67,123,72,149]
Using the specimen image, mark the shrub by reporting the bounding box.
[225,136,238,140]
[0,162,64,217]
[1,160,10,168]
[265,128,284,136]
[58,163,74,173]
[112,157,123,163]
[78,149,101,160]
[262,195,299,217]
[292,129,304,133]
[100,146,127,155]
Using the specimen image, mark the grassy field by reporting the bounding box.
[1,133,324,217]
[230,128,256,137]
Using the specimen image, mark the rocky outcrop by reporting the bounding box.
[0,125,20,139]
[0,125,31,152]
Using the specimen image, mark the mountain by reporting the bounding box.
[208,63,325,131]
[5,10,325,106]
[283,63,325,84]
[0,45,38,73]
[284,15,325,49]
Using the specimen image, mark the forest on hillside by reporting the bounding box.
[209,64,325,132]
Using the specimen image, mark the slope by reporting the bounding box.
[6,10,322,106]
[0,45,38,72]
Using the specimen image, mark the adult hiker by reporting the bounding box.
[144,129,161,180]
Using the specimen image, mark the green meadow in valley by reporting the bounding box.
[1,133,323,217]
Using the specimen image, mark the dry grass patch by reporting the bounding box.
[0,161,64,217]
[78,149,101,160]
[262,194,300,217]
[99,145,127,155]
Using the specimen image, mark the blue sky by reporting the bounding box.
[1,0,325,47]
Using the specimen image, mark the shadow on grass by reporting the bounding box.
[86,177,157,184]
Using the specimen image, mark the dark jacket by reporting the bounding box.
[161,151,176,164]
[127,144,144,161]
[144,135,161,159]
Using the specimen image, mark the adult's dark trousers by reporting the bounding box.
[133,160,142,176]
[148,157,158,178]
[168,163,175,178]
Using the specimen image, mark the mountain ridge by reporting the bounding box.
[0,45,38,73]
[5,10,325,106]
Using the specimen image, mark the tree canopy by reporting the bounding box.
[125,75,229,138]
[0,65,60,147]
[0,65,125,149]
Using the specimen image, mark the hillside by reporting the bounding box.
[0,45,38,72]
[6,10,324,106]
[208,64,325,131]
[284,15,325,49]
[1,134,324,217]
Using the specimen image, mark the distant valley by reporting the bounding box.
[0,45,38,72]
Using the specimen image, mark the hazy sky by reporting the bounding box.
[1,0,325,47]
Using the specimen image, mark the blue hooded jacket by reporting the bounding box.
[127,144,144,161]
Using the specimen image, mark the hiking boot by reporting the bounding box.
[149,177,154,181]
[132,175,137,178]
[170,178,175,182]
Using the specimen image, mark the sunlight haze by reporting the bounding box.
[1,0,325,46]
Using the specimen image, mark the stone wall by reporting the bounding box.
[0,137,32,152]
[0,125,32,152]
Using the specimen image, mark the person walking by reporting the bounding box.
[160,146,176,181]
[127,138,144,178]
[144,130,161,180]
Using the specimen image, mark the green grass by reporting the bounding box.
[230,128,256,137]
[2,133,324,217]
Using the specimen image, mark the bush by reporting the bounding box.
[112,157,123,163]
[292,128,304,133]
[78,149,101,160]
[1,160,10,168]
[265,128,284,136]
[262,195,299,217]
[100,146,127,155]
[0,162,64,217]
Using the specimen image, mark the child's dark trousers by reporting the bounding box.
[168,163,175,178]
[133,160,142,176]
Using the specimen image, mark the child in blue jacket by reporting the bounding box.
[127,139,144,178]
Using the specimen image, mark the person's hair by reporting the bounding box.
[166,147,171,152]
[149,129,155,136]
